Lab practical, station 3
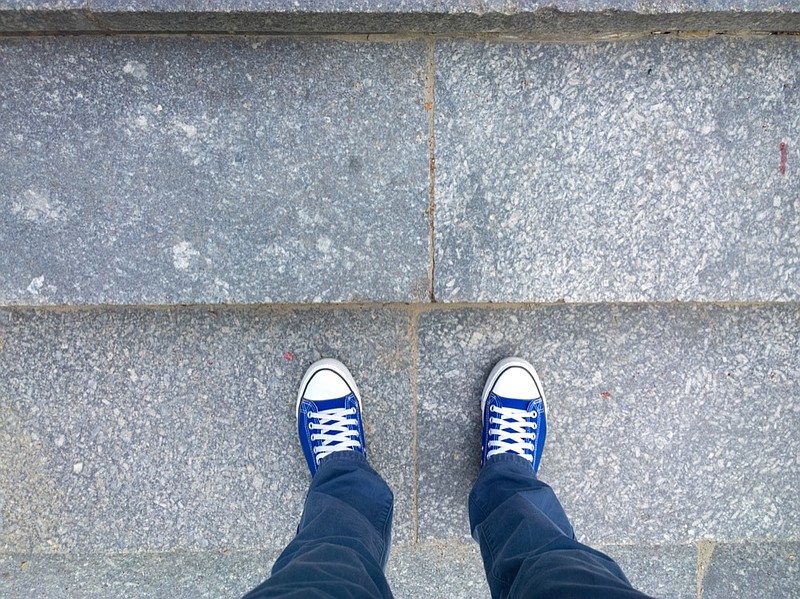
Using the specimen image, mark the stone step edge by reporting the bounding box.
[1,4,799,35]
[0,300,798,311]
[4,538,795,558]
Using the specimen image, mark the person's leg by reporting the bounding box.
[242,360,394,599]
[470,358,653,599]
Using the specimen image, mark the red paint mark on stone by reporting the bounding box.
[284,352,294,361]
[600,392,612,399]
[780,141,788,175]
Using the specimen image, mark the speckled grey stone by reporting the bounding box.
[0,0,93,31]
[702,542,800,598]
[0,550,279,598]
[598,544,697,598]
[434,38,800,302]
[416,305,800,544]
[0,542,489,598]
[0,307,415,552]
[0,38,430,305]
[388,540,488,599]
[3,1,799,33]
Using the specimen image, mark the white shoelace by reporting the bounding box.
[487,405,537,462]
[308,407,362,463]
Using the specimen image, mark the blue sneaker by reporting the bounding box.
[296,359,366,476]
[481,357,548,473]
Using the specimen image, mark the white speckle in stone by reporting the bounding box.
[549,95,562,112]
[135,115,148,129]
[122,61,148,79]
[73,462,83,474]
[175,122,197,138]
[27,275,45,295]
[701,123,714,135]
[253,475,265,491]
[128,368,138,383]
[12,189,62,221]
[214,279,231,295]
[172,241,199,270]
[317,236,332,253]
[54,434,65,448]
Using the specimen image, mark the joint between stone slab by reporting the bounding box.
[1,299,799,315]
[697,539,716,599]
[408,310,421,543]
[424,37,437,304]
[83,0,104,30]
[0,29,793,41]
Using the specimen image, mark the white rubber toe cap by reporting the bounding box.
[482,357,545,409]
[303,369,351,400]
[296,358,361,415]
[491,366,540,400]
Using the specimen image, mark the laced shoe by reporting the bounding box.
[481,357,548,473]
[296,358,366,476]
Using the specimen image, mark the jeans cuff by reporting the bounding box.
[484,452,538,474]
[316,450,369,469]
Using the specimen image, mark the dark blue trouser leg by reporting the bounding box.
[469,454,654,599]
[242,452,394,599]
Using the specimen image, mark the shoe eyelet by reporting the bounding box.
[531,433,536,440]
[531,423,537,429]
[530,411,537,418]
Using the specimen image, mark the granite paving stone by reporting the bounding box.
[0,0,92,31]
[388,540,488,599]
[416,305,800,544]
[0,307,415,552]
[0,541,704,597]
[434,37,800,303]
[5,0,799,33]
[702,542,800,598]
[0,542,489,598]
[599,544,697,598]
[0,550,278,598]
[0,37,430,305]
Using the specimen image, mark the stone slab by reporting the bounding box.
[0,38,430,305]
[0,0,93,32]
[0,550,278,599]
[702,542,800,598]
[0,541,704,597]
[416,305,800,544]
[388,540,488,598]
[2,1,800,33]
[600,544,697,598]
[0,307,415,552]
[434,38,800,302]
[0,542,488,598]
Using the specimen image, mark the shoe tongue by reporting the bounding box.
[310,394,352,413]
[492,393,535,411]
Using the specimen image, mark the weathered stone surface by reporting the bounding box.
[434,38,800,302]
[0,550,277,599]
[600,544,697,598]
[416,305,800,544]
[0,542,488,598]
[0,38,430,305]
[0,307,415,552]
[702,542,800,598]
[0,0,93,31]
[2,1,799,33]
